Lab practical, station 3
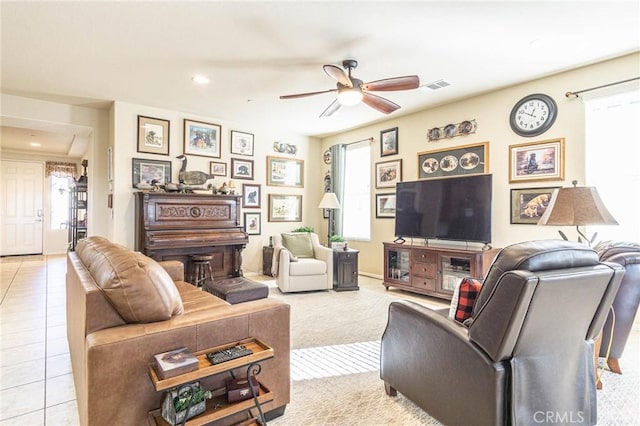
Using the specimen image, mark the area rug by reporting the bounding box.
[257,275,640,425]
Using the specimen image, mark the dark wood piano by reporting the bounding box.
[134,192,248,279]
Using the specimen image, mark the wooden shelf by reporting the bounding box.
[147,337,274,426]
[147,383,273,426]
[148,338,273,392]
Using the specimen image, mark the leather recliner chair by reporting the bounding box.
[380,240,624,426]
[594,240,640,374]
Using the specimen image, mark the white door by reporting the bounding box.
[1,160,44,256]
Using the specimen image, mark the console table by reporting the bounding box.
[383,242,499,300]
[135,192,249,279]
[148,338,274,425]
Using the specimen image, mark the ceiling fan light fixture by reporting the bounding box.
[337,87,363,106]
[192,74,210,85]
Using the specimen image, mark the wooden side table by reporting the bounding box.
[333,248,359,291]
[262,246,274,277]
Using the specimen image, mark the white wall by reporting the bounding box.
[111,101,321,274]
[320,53,640,276]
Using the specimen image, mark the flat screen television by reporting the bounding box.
[394,174,492,243]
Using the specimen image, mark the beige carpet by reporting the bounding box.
[252,275,640,425]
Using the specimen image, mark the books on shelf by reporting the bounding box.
[153,347,198,380]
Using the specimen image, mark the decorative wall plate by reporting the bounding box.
[427,119,477,142]
[323,149,332,164]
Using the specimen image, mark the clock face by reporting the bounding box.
[510,94,557,137]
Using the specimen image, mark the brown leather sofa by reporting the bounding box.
[66,236,290,425]
[594,240,640,373]
[381,240,624,426]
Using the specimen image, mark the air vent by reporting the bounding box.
[422,79,452,91]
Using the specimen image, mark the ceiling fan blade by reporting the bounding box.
[320,99,341,118]
[362,92,401,114]
[323,65,352,87]
[280,88,337,99]
[362,75,420,92]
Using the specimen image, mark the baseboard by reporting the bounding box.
[358,271,383,280]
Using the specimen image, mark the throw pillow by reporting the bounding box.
[450,277,482,323]
[281,233,314,258]
[76,236,184,323]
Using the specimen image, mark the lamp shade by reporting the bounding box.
[538,186,618,226]
[318,192,341,209]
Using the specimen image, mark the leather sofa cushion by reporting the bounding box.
[76,236,184,323]
[281,233,314,258]
[473,240,598,317]
[594,240,640,260]
[289,258,326,276]
[175,280,229,313]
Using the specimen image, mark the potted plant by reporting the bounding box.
[329,235,347,250]
[292,226,315,233]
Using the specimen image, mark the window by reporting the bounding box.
[342,141,371,240]
[585,88,640,243]
[51,176,70,230]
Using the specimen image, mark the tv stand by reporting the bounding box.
[383,242,500,301]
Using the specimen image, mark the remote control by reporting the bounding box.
[206,345,253,365]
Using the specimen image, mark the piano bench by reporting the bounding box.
[203,277,269,304]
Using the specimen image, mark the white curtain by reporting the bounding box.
[585,87,640,243]
[330,144,346,237]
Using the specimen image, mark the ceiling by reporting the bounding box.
[1,1,639,156]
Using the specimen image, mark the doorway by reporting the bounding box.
[1,160,44,256]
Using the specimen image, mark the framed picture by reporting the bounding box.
[183,119,221,158]
[132,158,172,188]
[380,127,398,157]
[417,141,489,180]
[242,183,261,208]
[137,115,170,155]
[510,186,560,224]
[375,159,402,188]
[244,212,261,235]
[268,194,302,222]
[376,193,396,218]
[230,130,254,156]
[509,138,565,183]
[231,158,254,180]
[209,161,227,177]
[267,156,304,188]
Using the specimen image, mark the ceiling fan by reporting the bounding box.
[280,59,420,117]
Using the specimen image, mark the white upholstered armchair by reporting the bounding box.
[271,232,333,293]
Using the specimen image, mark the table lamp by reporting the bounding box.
[538,180,618,245]
[318,192,341,246]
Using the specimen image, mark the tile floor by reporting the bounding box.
[0,255,79,425]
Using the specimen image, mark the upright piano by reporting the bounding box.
[134,192,249,278]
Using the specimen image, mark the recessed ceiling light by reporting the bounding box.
[192,75,210,84]
[30,142,41,147]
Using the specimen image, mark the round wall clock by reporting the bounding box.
[509,93,557,137]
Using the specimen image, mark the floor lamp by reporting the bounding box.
[318,192,341,246]
[537,181,618,245]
